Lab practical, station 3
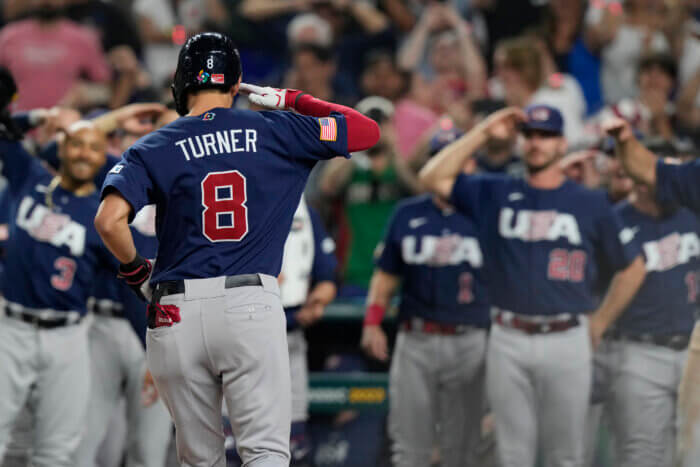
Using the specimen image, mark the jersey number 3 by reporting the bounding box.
[201,170,249,242]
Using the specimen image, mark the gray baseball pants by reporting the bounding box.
[74,315,172,467]
[609,340,686,467]
[0,314,90,467]
[388,326,487,467]
[146,275,291,467]
[287,329,309,424]
[487,317,592,467]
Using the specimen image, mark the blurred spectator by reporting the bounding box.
[0,0,111,111]
[381,0,475,34]
[133,0,229,87]
[677,5,700,136]
[585,0,671,105]
[473,0,545,59]
[591,53,678,142]
[398,2,487,106]
[284,44,351,104]
[287,12,334,47]
[319,97,417,296]
[360,51,409,102]
[560,149,610,189]
[65,0,143,57]
[492,36,586,145]
[606,158,635,203]
[537,0,603,114]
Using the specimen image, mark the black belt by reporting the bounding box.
[154,274,263,298]
[614,331,691,351]
[5,309,83,329]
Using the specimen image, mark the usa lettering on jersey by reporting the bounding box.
[16,196,86,256]
[401,234,483,268]
[174,129,258,161]
[499,208,582,245]
[643,231,700,272]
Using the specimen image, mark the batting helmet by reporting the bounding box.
[171,32,242,116]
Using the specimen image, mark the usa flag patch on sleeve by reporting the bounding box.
[318,117,337,142]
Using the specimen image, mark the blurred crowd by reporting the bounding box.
[1,0,700,466]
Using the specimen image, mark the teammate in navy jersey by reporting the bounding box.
[604,117,700,467]
[361,191,489,467]
[0,121,114,467]
[93,32,379,467]
[420,105,646,467]
[608,185,700,467]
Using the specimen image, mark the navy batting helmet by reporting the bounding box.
[171,32,242,116]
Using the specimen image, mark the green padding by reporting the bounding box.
[308,372,389,413]
[322,298,398,322]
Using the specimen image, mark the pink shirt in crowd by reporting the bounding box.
[0,19,111,111]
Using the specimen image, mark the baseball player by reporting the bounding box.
[278,196,338,466]
[75,204,172,467]
[605,118,700,466]
[361,187,490,467]
[0,120,113,466]
[93,32,379,467]
[607,183,700,467]
[419,105,646,467]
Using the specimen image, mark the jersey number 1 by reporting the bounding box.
[201,170,249,242]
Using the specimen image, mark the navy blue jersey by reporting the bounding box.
[102,108,349,283]
[450,174,640,316]
[89,206,158,343]
[0,140,115,314]
[376,194,490,327]
[657,159,700,214]
[0,186,10,286]
[616,202,700,335]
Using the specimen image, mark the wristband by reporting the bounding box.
[284,89,305,109]
[364,303,386,326]
[120,254,146,273]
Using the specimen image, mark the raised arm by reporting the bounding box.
[419,107,524,198]
[240,83,380,152]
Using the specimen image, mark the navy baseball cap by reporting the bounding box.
[521,105,564,136]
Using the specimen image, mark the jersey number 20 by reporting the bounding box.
[201,170,249,242]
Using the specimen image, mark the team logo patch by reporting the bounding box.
[109,164,124,174]
[531,108,550,121]
[202,112,216,121]
[211,74,224,84]
[197,69,210,83]
[319,117,337,142]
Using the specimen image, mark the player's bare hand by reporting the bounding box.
[295,301,325,327]
[239,83,288,110]
[588,313,607,350]
[361,325,388,361]
[141,369,159,407]
[602,117,634,143]
[483,107,526,139]
[118,103,168,136]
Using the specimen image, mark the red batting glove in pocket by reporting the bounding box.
[148,303,181,328]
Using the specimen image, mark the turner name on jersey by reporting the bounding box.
[174,129,258,161]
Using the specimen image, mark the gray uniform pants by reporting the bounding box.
[487,318,592,467]
[146,275,291,467]
[287,330,309,424]
[388,327,487,467]
[74,315,172,467]
[609,340,686,467]
[0,315,90,467]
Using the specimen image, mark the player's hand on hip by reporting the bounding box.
[141,369,159,407]
[117,254,152,302]
[240,83,289,110]
[361,325,389,362]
